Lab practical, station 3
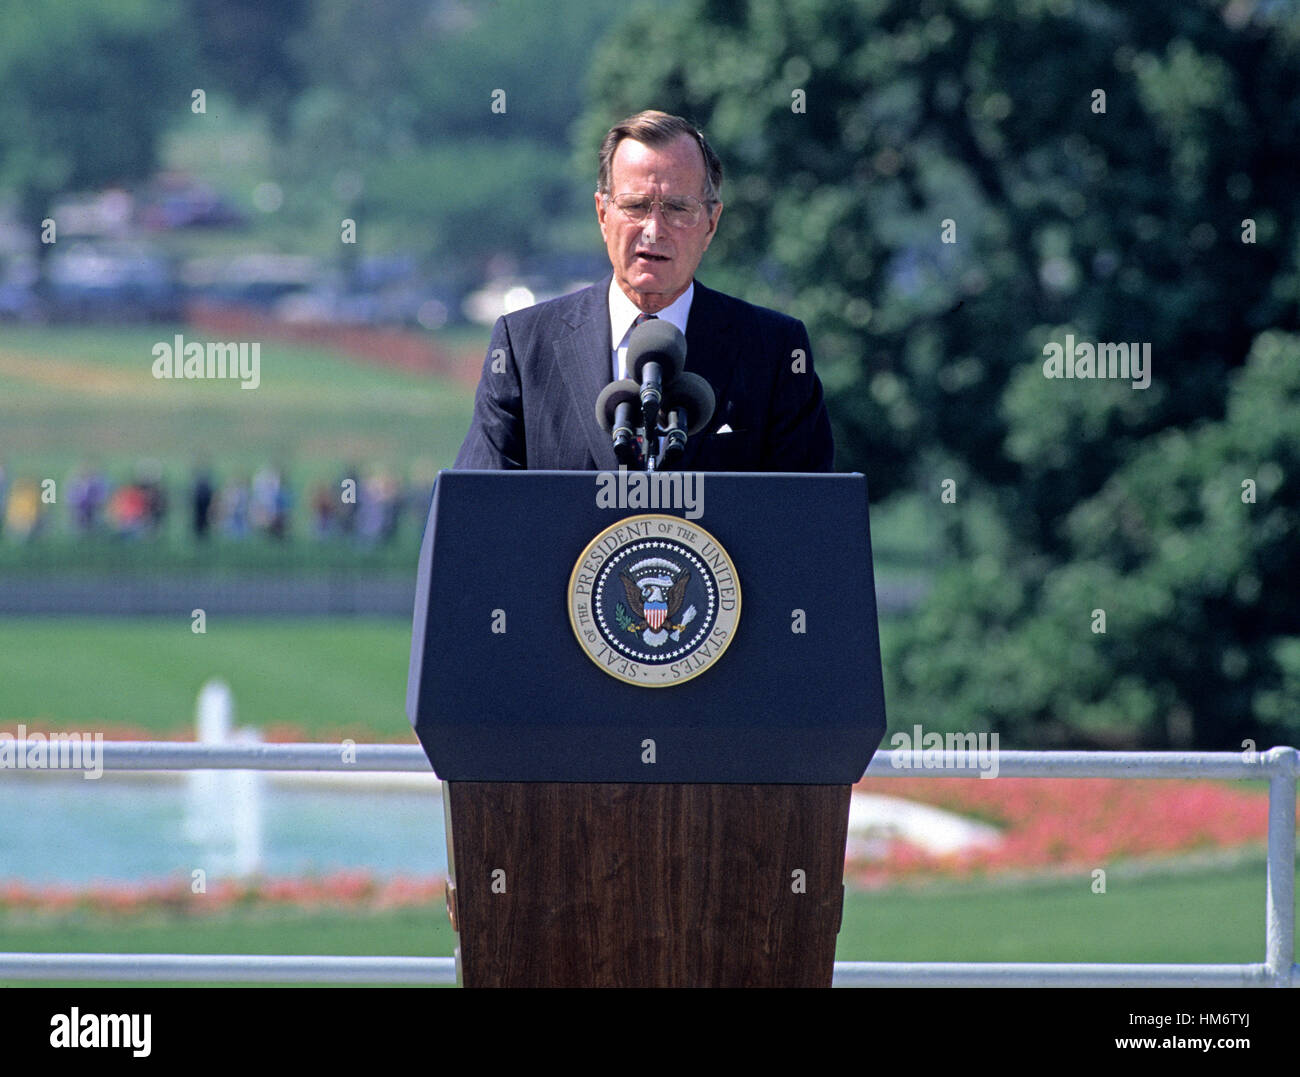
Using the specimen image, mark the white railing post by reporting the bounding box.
[1264,746,1297,988]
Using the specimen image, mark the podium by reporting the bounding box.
[407,470,886,986]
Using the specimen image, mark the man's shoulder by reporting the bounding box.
[501,278,606,333]
[692,280,807,338]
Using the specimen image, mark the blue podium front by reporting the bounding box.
[406,470,886,783]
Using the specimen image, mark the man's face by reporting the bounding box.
[596,133,722,314]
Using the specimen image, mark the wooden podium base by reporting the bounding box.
[444,782,851,987]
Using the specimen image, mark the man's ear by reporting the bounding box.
[595,191,608,238]
[705,201,722,240]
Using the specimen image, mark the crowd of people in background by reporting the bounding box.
[0,461,427,546]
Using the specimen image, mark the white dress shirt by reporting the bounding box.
[608,279,693,382]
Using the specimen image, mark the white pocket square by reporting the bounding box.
[715,423,734,434]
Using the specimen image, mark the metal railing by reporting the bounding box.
[1,742,1295,987]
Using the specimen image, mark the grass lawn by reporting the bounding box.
[0,324,476,484]
[839,857,1290,965]
[0,858,1290,987]
[0,617,416,741]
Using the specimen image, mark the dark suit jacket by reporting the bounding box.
[454,274,834,472]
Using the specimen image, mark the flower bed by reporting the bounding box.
[848,776,1281,888]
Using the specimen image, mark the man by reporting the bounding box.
[454,110,834,472]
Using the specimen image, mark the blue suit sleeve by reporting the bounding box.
[453,316,527,469]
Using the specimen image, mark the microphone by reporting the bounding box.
[657,372,715,469]
[626,320,686,444]
[595,378,645,468]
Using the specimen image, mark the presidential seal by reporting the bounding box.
[568,514,741,686]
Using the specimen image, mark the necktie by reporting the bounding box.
[618,312,658,381]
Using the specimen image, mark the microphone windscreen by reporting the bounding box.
[595,378,644,431]
[627,320,686,383]
[664,372,715,435]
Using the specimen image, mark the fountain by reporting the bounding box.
[183,678,264,877]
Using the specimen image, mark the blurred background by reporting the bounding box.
[0,0,1296,979]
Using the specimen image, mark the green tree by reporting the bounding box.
[274,0,642,275]
[895,330,1300,748]
[185,0,311,131]
[0,1,190,259]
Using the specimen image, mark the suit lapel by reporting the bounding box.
[555,275,619,470]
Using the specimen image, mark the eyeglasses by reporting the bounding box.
[605,193,715,229]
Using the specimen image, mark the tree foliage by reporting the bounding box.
[274,0,640,271]
[0,0,190,227]
[186,0,311,130]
